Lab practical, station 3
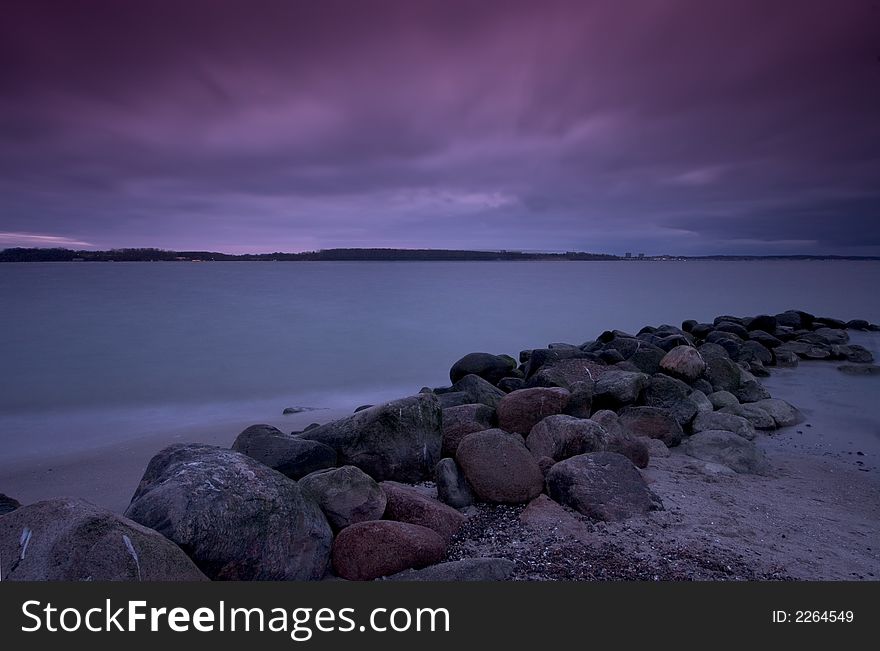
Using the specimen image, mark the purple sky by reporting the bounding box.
[1,0,878,255]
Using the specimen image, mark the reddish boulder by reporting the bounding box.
[455,429,544,504]
[380,481,466,542]
[497,387,570,435]
[441,403,495,458]
[331,521,446,581]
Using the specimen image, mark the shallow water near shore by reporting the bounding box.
[1,260,879,509]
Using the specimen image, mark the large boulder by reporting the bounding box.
[380,481,466,542]
[496,387,570,435]
[455,429,544,504]
[231,424,337,479]
[592,370,649,409]
[720,404,776,430]
[643,374,698,426]
[734,380,771,403]
[702,354,743,392]
[813,328,849,345]
[617,406,684,447]
[441,403,495,458]
[450,352,515,385]
[527,358,604,390]
[627,343,667,375]
[838,364,880,376]
[689,389,714,413]
[0,498,208,581]
[546,452,662,522]
[749,330,783,349]
[299,466,387,531]
[681,430,770,475]
[0,493,20,515]
[748,315,777,333]
[659,346,706,382]
[331,521,446,581]
[125,444,332,580]
[590,410,650,468]
[562,381,594,418]
[300,394,441,482]
[692,411,756,440]
[523,347,587,379]
[434,458,474,509]
[832,344,874,363]
[450,374,506,408]
[525,415,609,462]
[753,398,804,427]
[707,390,740,410]
[383,557,515,581]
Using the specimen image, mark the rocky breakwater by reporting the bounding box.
[1,309,876,581]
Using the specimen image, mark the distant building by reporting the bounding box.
[637,253,645,259]
[625,252,632,258]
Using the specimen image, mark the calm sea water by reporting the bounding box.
[1,260,879,463]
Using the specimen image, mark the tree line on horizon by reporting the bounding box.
[0,247,620,262]
[0,247,876,262]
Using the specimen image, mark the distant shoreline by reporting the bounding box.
[2,247,879,263]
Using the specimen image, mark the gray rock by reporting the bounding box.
[497,377,526,393]
[689,389,714,413]
[562,380,594,418]
[451,374,506,408]
[627,343,667,375]
[659,345,706,382]
[753,398,804,427]
[383,557,515,581]
[525,414,609,462]
[739,340,773,365]
[300,394,441,482]
[702,354,743,392]
[592,370,649,408]
[720,404,776,430]
[434,458,474,509]
[643,374,698,426]
[231,424,337,479]
[837,364,880,376]
[546,452,663,522]
[693,411,756,440]
[708,390,740,410]
[526,358,604,391]
[832,344,874,363]
[775,349,799,367]
[0,498,208,581]
[734,380,771,403]
[435,391,471,408]
[617,406,684,447]
[681,430,770,475]
[125,444,332,580]
[749,330,783,349]
[299,465,387,531]
[450,352,516,385]
[748,315,778,333]
[455,429,544,504]
[813,327,849,345]
[441,402,495,458]
[0,493,20,515]
[644,438,671,458]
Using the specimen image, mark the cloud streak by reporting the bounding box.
[0,0,878,254]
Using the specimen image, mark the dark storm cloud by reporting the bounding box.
[1,0,878,253]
